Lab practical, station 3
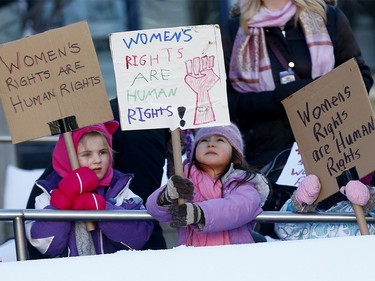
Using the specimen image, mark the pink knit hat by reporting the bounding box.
[52,121,119,186]
[193,123,244,157]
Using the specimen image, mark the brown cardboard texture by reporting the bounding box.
[0,21,113,143]
[282,58,375,202]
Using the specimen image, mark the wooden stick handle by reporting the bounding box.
[84,221,96,231]
[63,132,96,231]
[171,129,185,205]
[352,204,370,235]
[335,168,369,235]
[63,132,79,169]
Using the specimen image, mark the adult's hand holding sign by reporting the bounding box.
[282,58,375,234]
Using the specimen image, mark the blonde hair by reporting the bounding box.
[239,0,330,32]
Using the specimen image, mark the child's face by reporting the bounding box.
[77,134,111,180]
[195,134,232,175]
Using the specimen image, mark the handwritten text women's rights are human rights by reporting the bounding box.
[122,28,193,70]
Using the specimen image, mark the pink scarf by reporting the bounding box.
[184,164,230,246]
[229,1,334,93]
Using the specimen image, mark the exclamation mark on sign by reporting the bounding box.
[178,106,186,127]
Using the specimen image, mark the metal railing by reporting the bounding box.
[1,209,374,261]
[1,136,374,261]
[0,135,58,142]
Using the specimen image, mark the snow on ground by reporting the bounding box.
[1,235,374,280]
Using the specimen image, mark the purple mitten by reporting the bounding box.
[295,175,321,205]
[340,180,370,206]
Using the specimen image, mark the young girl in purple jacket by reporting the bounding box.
[26,121,153,257]
[146,123,270,247]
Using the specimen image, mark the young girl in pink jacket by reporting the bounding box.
[146,123,270,246]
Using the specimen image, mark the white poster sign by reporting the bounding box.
[110,25,230,131]
[276,142,306,187]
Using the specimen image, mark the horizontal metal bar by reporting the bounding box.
[0,209,373,223]
[255,211,375,223]
[22,209,155,221]
[1,209,373,261]
[0,135,58,143]
[0,210,24,220]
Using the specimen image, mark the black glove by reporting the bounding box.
[168,203,203,228]
[160,175,194,205]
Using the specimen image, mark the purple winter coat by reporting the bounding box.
[26,169,153,257]
[146,166,263,245]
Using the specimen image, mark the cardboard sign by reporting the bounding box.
[282,58,375,202]
[276,142,306,187]
[109,24,230,131]
[0,21,113,143]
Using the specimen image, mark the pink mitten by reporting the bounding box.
[295,175,321,205]
[340,180,370,206]
[72,193,106,210]
[50,188,73,210]
[58,167,99,200]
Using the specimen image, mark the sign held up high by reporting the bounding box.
[110,24,230,131]
[282,58,375,202]
[0,21,113,143]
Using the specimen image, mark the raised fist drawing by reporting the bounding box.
[184,55,219,125]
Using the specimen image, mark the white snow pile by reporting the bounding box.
[1,235,374,281]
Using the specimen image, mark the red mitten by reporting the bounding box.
[72,193,106,210]
[58,167,99,200]
[50,189,73,210]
